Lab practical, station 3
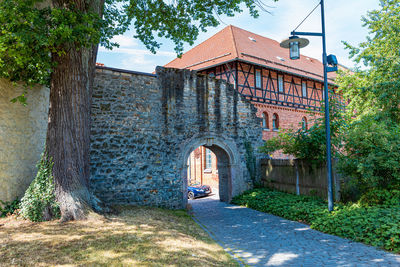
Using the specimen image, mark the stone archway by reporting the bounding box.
[179,134,242,207]
[90,67,264,209]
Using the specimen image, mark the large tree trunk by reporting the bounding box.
[46,0,103,221]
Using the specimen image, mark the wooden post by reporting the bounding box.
[333,160,341,202]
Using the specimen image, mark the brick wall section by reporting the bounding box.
[187,146,219,189]
[202,147,219,189]
[90,67,264,209]
[254,103,318,158]
[0,79,49,203]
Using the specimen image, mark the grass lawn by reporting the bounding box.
[0,206,238,266]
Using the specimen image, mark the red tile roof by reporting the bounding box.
[164,25,336,83]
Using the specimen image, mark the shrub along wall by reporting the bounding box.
[261,159,341,201]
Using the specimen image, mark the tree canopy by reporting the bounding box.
[0,0,275,96]
[335,0,400,197]
[337,0,400,123]
[0,0,278,221]
[259,0,400,203]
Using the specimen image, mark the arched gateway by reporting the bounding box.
[180,134,240,206]
[90,66,264,209]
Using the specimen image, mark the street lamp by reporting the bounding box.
[280,36,309,60]
[280,0,337,212]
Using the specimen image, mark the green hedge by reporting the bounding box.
[232,188,400,253]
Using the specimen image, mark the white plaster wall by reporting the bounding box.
[0,79,49,203]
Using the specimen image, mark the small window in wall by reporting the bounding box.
[255,69,262,88]
[262,112,269,130]
[205,148,212,169]
[208,72,215,78]
[302,117,307,130]
[302,81,307,97]
[272,113,279,130]
[278,75,284,93]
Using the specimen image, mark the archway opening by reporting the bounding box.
[183,144,232,204]
[187,146,219,196]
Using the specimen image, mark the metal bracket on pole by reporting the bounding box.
[327,66,338,72]
[291,31,323,37]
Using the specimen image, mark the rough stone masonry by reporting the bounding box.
[90,67,264,209]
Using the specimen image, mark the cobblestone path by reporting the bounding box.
[190,195,400,266]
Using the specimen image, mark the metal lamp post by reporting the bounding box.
[280,0,338,212]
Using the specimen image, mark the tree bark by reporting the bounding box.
[46,0,103,221]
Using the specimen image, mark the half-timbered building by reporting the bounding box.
[165,25,338,186]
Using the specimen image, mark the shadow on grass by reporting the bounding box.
[0,206,238,266]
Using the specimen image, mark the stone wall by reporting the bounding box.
[0,79,49,203]
[90,67,264,209]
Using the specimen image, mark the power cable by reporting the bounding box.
[292,1,321,33]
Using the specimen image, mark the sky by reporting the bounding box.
[97,0,380,73]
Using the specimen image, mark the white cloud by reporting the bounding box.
[99,47,175,57]
[258,0,380,67]
[110,35,138,48]
[97,1,381,71]
[121,54,154,72]
[97,45,177,72]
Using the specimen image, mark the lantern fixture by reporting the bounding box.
[280,36,309,60]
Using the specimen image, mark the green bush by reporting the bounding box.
[335,1,400,199]
[359,189,400,207]
[339,177,362,203]
[337,117,400,194]
[19,152,60,222]
[0,199,20,217]
[312,204,400,252]
[232,188,400,253]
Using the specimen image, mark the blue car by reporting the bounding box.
[187,184,212,200]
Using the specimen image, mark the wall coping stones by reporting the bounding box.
[96,66,157,77]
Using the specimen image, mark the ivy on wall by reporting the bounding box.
[19,152,60,222]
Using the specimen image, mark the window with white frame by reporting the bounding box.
[255,69,262,88]
[205,148,212,169]
[302,81,307,97]
[302,117,307,130]
[278,75,284,93]
[272,113,279,130]
[262,112,269,129]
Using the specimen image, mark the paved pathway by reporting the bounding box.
[190,194,400,266]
